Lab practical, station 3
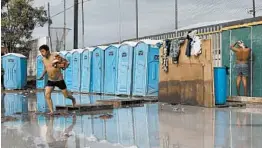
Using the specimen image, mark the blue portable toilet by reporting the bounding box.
[90,46,107,94]
[57,92,66,106]
[105,109,119,144]
[59,51,68,78]
[133,105,150,148]
[64,51,73,91]
[118,108,135,146]
[146,104,160,147]
[2,53,27,90]
[132,39,163,96]
[90,95,102,104]
[81,48,93,93]
[116,41,137,96]
[71,49,85,92]
[81,94,91,104]
[82,115,93,137]
[3,93,28,116]
[104,44,120,95]
[65,93,81,105]
[36,91,48,112]
[36,55,48,89]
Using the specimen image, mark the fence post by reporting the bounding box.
[250,26,253,97]
[229,30,232,97]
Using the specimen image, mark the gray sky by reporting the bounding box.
[32,0,262,49]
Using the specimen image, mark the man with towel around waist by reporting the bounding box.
[230,41,251,96]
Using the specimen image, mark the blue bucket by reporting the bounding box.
[214,67,227,105]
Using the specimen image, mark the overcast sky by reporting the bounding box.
[32,0,262,49]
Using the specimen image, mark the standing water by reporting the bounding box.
[1,92,262,148]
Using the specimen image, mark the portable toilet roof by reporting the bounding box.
[97,46,108,50]
[70,49,85,53]
[122,41,138,47]
[59,51,68,55]
[85,47,96,52]
[105,44,121,50]
[109,44,121,48]
[139,39,163,45]
[2,53,27,58]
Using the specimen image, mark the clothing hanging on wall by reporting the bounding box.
[161,38,186,72]
[185,30,202,57]
[190,36,202,56]
[161,40,170,73]
[170,38,186,64]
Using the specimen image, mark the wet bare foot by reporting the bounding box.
[72,98,76,107]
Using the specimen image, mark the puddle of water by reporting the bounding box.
[1,92,262,148]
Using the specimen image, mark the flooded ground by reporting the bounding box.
[1,92,262,148]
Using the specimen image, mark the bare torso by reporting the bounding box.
[43,53,63,81]
[234,48,250,64]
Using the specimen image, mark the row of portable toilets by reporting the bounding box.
[37,39,162,96]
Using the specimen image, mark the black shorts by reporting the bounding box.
[46,80,67,90]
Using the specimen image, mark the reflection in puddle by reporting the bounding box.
[1,92,262,148]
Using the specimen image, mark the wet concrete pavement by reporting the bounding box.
[1,92,262,148]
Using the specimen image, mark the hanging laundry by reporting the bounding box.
[161,40,170,73]
[170,38,186,64]
[185,34,193,57]
[185,30,201,57]
[165,39,171,56]
[190,36,202,56]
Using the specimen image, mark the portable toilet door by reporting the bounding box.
[71,49,85,92]
[2,53,27,90]
[64,51,73,91]
[116,42,137,96]
[81,48,93,93]
[90,46,106,93]
[104,45,120,95]
[132,40,162,96]
[36,55,48,89]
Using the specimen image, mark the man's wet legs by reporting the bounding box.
[61,89,76,107]
[242,76,248,96]
[236,75,242,96]
[45,86,54,114]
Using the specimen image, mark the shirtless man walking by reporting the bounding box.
[230,41,251,96]
[38,45,76,114]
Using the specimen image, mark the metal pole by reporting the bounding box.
[229,30,232,96]
[74,0,79,49]
[64,0,66,51]
[252,0,256,18]
[82,0,85,48]
[48,2,52,50]
[135,0,138,40]
[175,0,178,30]
[118,0,122,44]
[250,26,253,97]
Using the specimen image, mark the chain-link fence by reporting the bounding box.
[49,27,71,52]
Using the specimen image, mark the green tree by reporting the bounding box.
[1,0,51,55]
